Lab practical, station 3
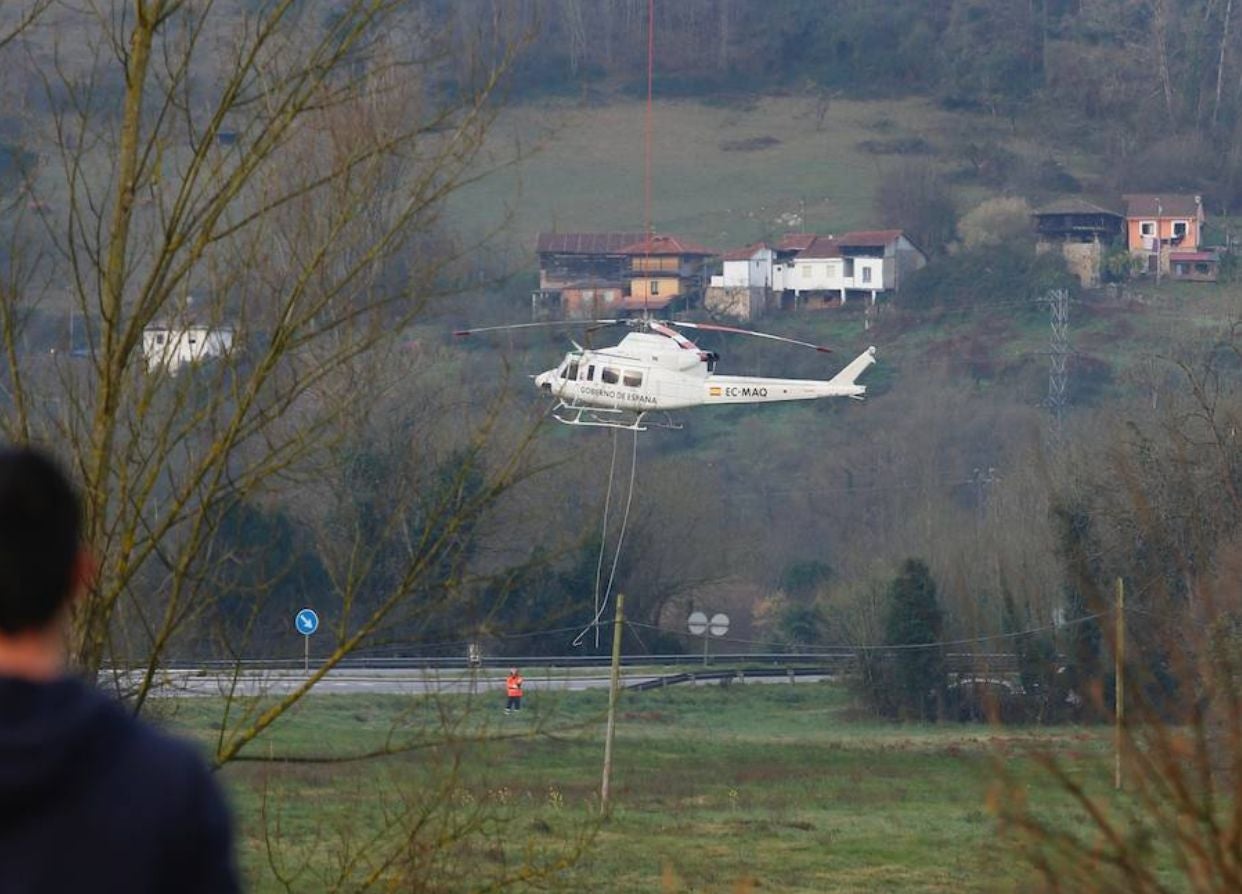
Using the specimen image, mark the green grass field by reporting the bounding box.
[172,682,1123,892]
[451,96,1013,258]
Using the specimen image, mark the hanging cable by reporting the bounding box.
[641,0,654,316]
[573,423,641,647]
[590,427,621,649]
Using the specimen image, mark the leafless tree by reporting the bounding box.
[995,333,1242,890]
[0,2,605,886]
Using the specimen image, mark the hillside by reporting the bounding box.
[450,95,1100,262]
[442,88,1242,652]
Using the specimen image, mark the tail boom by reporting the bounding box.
[702,346,876,405]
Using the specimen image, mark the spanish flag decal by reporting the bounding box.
[709,386,721,397]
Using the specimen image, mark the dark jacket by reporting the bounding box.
[0,676,240,893]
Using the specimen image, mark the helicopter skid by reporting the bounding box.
[552,402,682,432]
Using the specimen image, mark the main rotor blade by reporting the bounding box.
[664,320,832,353]
[454,319,624,337]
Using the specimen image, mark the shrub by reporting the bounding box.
[896,241,1075,312]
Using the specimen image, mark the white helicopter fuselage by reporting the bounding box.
[534,331,875,415]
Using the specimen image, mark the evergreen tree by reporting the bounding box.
[1052,504,1106,689]
[884,558,948,721]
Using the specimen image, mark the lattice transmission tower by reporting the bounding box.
[1040,287,1070,451]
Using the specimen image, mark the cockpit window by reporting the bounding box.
[601,367,619,385]
[567,360,580,380]
[623,370,643,387]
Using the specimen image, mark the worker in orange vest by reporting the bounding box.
[505,667,524,713]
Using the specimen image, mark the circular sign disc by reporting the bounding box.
[295,607,320,636]
[687,611,708,635]
[708,612,730,637]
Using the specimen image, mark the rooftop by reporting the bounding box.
[618,234,716,256]
[1123,194,1202,218]
[721,241,773,262]
[796,236,841,259]
[536,232,645,254]
[775,233,817,252]
[1033,198,1123,217]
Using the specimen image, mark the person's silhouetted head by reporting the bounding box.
[0,448,82,635]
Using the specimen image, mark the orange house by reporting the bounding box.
[1124,194,1205,274]
[619,234,715,311]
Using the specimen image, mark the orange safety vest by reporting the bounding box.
[506,674,523,698]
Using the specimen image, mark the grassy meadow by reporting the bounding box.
[170,682,1124,892]
[451,95,1022,260]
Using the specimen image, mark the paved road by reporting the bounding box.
[125,667,831,697]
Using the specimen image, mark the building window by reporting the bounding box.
[650,280,659,295]
[601,367,619,385]
[862,267,872,284]
[801,265,811,278]
[1173,220,1188,237]
[1140,221,1155,237]
[623,370,643,388]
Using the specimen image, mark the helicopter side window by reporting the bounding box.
[623,370,643,388]
[567,360,579,380]
[601,367,620,385]
[586,364,595,381]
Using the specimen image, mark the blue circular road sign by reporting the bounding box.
[295,608,319,636]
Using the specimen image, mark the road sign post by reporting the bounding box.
[467,641,481,695]
[295,608,319,673]
[688,611,729,665]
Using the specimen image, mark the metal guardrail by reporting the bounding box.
[129,651,1019,674]
[145,652,859,671]
[627,666,838,691]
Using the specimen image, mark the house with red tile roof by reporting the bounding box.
[704,229,926,318]
[1123,194,1217,281]
[534,231,716,318]
[784,230,926,308]
[705,242,778,320]
[716,242,776,288]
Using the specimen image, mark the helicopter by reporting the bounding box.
[455,317,877,431]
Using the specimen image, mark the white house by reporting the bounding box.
[771,233,816,293]
[787,236,882,305]
[787,230,925,306]
[142,322,235,374]
[837,229,926,291]
[706,229,928,318]
[711,242,776,288]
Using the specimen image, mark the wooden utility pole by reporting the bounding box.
[601,592,625,815]
[1115,577,1125,791]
